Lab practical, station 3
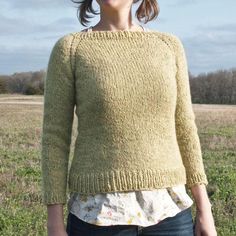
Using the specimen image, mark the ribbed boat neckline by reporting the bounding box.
[76,30,162,39]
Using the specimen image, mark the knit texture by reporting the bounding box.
[41,30,208,205]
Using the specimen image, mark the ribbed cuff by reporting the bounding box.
[186,172,209,189]
[42,192,67,205]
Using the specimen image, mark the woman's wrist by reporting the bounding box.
[47,223,65,231]
[47,204,65,229]
[47,219,65,229]
[196,200,212,213]
[190,183,212,212]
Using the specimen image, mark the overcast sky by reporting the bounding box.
[0,0,235,76]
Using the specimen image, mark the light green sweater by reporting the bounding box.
[41,30,208,205]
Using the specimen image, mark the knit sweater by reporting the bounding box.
[40,29,208,205]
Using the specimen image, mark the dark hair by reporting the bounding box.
[70,0,160,27]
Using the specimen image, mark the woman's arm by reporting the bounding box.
[41,33,76,235]
[41,33,75,205]
[172,34,208,188]
[191,184,217,236]
[171,35,217,235]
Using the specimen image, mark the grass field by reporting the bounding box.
[0,94,235,235]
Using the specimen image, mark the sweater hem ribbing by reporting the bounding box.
[68,166,189,195]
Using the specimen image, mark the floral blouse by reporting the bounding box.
[67,184,194,227]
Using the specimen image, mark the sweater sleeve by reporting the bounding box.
[40,34,76,205]
[173,35,209,189]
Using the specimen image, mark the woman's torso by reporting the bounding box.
[68,25,193,227]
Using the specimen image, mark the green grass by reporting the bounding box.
[0,96,236,235]
[201,126,236,138]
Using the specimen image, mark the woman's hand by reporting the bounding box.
[194,207,217,236]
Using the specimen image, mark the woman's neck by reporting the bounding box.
[89,23,145,32]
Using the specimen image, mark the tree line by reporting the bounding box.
[0,68,236,104]
[0,70,44,95]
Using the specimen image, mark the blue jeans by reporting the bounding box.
[66,207,195,236]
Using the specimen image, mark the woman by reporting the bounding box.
[41,0,217,236]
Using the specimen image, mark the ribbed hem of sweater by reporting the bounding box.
[68,165,208,195]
